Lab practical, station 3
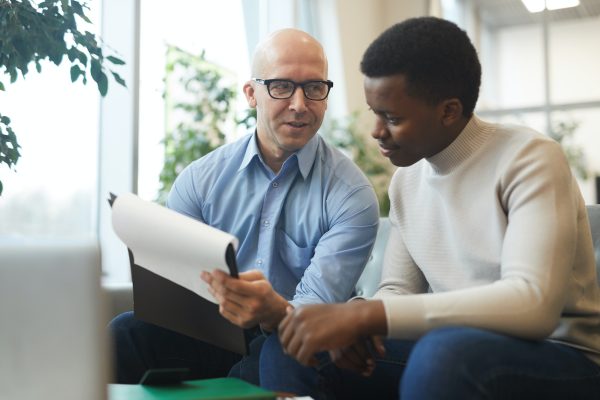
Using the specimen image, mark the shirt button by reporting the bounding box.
[263,220,270,227]
[257,259,263,265]
[272,182,279,188]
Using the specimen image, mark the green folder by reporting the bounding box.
[109,377,277,400]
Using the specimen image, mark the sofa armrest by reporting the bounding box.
[355,218,390,298]
[586,205,600,284]
[102,282,133,322]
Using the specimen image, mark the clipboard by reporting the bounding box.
[109,192,248,355]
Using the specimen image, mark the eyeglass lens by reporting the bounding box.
[268,80,329,100]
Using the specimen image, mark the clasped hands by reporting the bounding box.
[278,301,387,377]
[201,269,386,375]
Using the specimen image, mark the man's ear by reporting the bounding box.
[243,81,257,108]
[440,98,463,126]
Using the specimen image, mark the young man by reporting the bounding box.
[108,28,379,385]
[260,17,600,399]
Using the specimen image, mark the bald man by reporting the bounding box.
[108,28,379,385]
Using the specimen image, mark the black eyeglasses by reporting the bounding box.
[252,78,333,101]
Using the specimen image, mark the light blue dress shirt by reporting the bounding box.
[167,132,379,306]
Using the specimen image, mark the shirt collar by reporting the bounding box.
[426,114,493,175]
[239,131,261,172]
[295,133,319,179]
[238,130,319,179]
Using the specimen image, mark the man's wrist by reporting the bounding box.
[354,300,387,337]
[260,296,290,332]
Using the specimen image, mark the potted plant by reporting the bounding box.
[321,112,395,216]
[157,45,254,204]
[0,0,126,195]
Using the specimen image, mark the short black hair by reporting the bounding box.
[360,17,481,117]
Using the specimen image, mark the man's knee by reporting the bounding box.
[409,326,491,366]
[401,327,500,398]
[260,333,312,385]
[260,333,287,372]
[108,311,136,335]
[106,312,149,383]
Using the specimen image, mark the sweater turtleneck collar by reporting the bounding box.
[426,114,494,175]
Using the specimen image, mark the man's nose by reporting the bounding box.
[288,87,307,113]
[371,117,388,139]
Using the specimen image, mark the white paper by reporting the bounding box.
[111,192,238,303]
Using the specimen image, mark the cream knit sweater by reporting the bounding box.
[375,115,600,364]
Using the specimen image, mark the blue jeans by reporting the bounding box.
[260,326,600,399]
[108,311,265,384]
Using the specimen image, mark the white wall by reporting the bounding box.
[550,17,600,202]
[324,0,428,132]
[481,16,600,203]
[549,16,600,104]
[496,24,546,108]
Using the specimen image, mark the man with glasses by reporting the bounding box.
[108,28,379,386]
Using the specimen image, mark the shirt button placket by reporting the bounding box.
[256,179,280,276]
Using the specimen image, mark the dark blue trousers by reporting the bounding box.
[108,311,265,384]
[260,326,600,399]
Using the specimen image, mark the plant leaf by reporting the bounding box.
[71,0,83,16]
[90,58,101,81]
[70,65,82,82]
[111,71,127,87]
[107,55,125,65]
[96,72,108,96]
[9,68,18,83]
[67,47,77,62]
[76,50,88,66]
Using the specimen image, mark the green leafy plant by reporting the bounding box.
[549,119,589,181]
[321,112,395,216]
[157,45,254,204]
[0,0,126,195]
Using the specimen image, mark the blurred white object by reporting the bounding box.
[0,240,108,400]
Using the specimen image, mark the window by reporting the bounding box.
[0,3,101,242]
[444,0,600,203]
[137,0,250,202]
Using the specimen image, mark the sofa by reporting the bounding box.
[104,205,600,319]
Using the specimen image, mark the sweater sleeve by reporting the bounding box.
[373,189,429,298]
[382,139,579,340]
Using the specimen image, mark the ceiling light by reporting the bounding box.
[546,0,580,10]
[522,0,545,12]
[521,0,580,13]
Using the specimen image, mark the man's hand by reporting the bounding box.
[278,300,387,367]
[329,336,385,376]
[201,269,289,331]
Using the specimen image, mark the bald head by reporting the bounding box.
[251,28,328,78]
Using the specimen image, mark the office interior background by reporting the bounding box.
[1,0,599,283]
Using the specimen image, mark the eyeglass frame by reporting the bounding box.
[252,78,334,101]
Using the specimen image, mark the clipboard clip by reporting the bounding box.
[107,192,117,208]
